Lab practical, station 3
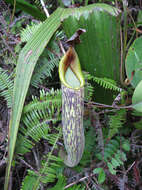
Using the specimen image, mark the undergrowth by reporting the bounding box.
[0,0,142,190]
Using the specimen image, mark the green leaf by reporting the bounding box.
[93,168,106,184]
[111,158,120,168]
[63,3,121,103]
[98,169,106,184]
[5,0,46,21]
[137,10,142,26]
[122,141,130,151]
[93,167,103,174]
[114,154,123,165]
[4,8,64,190]
[132,101,142,113]
[48,174,66,190]
[107,162,116,175]
[132,80,142,112]
[125,37,142,88]
[117,150,127,161]
[20,171,39,190]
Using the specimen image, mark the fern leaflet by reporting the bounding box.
[86,73,122,92]
[96,136,130,175]
[15,89,61,155]
[0,67,13,108]
[107,109,126,139]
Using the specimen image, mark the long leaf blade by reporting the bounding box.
[4,8,64,190]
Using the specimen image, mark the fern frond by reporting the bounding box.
[31,129,63,189]
[32,0,43,11]
[0,67,13,108]
[20,122,63,189]
[21,23,61,88]
[107,109,126,139]
[31,40,60,88]
[15,89,61,155]
[21,157,64,190]
[96,137,130,175]
[21,22,42,42]
[20,170,39,190]
[48,174,66,190]
[86,73,122,92]
[32,0,52,11]
[23,88,61,114]
[31,54,59,88]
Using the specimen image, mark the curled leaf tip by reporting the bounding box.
[66,28,86,46]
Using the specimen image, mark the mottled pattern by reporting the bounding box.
[62,84,85,167]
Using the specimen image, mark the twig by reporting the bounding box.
[32,148,40,170]
[64,173,95,189]
[58,39,66,55]
[47,47,61,57]
[126,161,135,174]
[85,100,132,110]
[40,0,50,18]
[19,158,39,175]
[39,0,66,55]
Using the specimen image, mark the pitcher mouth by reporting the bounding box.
[59,46,85,90]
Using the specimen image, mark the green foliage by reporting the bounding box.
[126,36,142,88]
[107,109,126,139]
[20,127,64,190]
[84,72,94,101]
[63,4,121,103]
[5,9,64,188]
[79,120,97,166]
[21,171,39,190]
[67,184,85,190]
[21,154,63,190]
[15,89,61,155]
[96,137,130,175]
[3,2,141,190]
[20,22,43,43]
[86,73,122,92]
[6,4,123,189]
[5,0,46,21]
[31,44,60,88]
[93,167,106,184]
[47,174,66,190]
[0,67,13,108]
[20,22,61,88]
[132,80,142,112]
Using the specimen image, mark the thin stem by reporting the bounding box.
[7,0,16,34]
[40,0,50,17]
[58,39,66,54]
[64,173,95,189]
[85,101,132,110]
[120,26,125,86]
[122,0,128,54]
[120,0,128,86]
[85,0,89,6]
